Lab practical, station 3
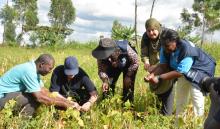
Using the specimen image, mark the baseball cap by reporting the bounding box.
[64,56,79,76]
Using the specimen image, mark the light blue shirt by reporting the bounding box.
[160,47,194,74]
[0,60,43,98]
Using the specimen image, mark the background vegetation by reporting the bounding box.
[0,41,219,129]
[0,0,219,128]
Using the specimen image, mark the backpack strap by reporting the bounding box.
[115,40,137,53]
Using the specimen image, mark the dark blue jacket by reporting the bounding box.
[165,39,216,89]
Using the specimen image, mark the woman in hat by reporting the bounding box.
[92,38,139,103]
[141,18,175,115]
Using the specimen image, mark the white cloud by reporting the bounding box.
[71,0,195,41]
[0,0,219,43]
[37,0,50,26]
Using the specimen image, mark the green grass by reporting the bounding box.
[0,43,220,129]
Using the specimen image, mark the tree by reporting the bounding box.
[180,0,220,45]
[111,20,135,41]
[134,0,138,48]
[4,22,16,43]
[0,4,17,44]
[24,25,73,46]
[48,0,75,41]
[12,0,39,44]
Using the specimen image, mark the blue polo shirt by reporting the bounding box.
[0,60,43,98]
[160,48,194,74]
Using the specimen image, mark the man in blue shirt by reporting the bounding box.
[0,54,80,116]
[145,29,216,117]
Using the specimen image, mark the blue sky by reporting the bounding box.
[0,0,219,43]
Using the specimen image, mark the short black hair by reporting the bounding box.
[160,29,180,45]
[35,53,55,64]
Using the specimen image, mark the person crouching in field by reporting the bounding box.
[145,29,216,117]
[141,18,175,116]
[0,54,79,116]
[49,56,98,112]
[92,38,139,103]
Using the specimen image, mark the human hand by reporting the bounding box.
[144,73,155,82]
[144,63,150,71]
[148,65,156,73]
[102,82,109,93]
[72,102,81,111]
[150,76,160,84]
[144,74,159,84]
[81,102,91,112]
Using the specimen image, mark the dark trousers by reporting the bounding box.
[157,87,174,116]
[103,66,137,102]
[0,92,40,116]
[73,90,90,106]
[204,93,220,129]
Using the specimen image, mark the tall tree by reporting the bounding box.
[0,4,17,43]
[12,0,39,43]
[111,20,135,41]
[48,0,75,40]
[180,0,220,45]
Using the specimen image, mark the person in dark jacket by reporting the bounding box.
[204,77,220,129]
[145,29,216,117]
[49,56,98,112]
[141,18,175,115]
[92,38,139,103]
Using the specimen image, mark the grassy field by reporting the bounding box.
[0,42,220,129]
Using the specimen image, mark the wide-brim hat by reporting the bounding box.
[92,38,117,59]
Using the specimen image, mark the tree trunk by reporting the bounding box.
[134,0,138,50]
[150,0,156,18]
[201,13,205,47]
[2,24,5,44]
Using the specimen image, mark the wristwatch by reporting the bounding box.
[156,75,162,82]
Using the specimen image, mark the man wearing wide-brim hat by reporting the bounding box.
[92,38,139,103]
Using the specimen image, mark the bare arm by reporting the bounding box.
[88,91,98,104]
[160,70,182,80]
[80,91,98,112]
[145,63,182,84]
[32,87,76,109]
[150,63,168,75]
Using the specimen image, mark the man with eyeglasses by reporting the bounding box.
[49,56,98,112]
